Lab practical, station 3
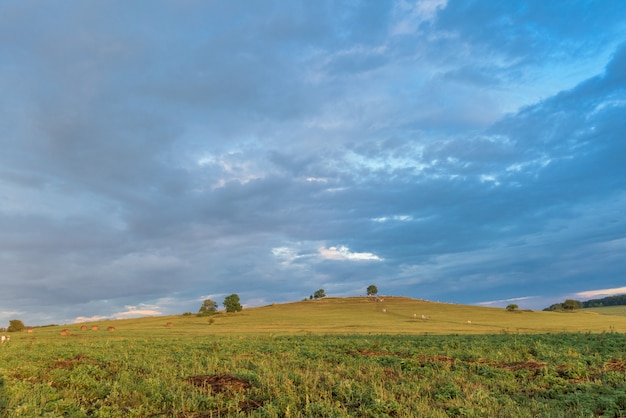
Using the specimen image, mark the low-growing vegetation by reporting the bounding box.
[1,297,626,417]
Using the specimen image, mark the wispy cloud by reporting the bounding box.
[575,287,626,299]
[318,246,383,262]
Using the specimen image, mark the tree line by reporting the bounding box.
[543,294,626,311]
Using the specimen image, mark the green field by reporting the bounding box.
[584,305,626,317]
[2,297,626,417]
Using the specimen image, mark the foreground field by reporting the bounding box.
[1,298,626,417]
[1,333,626,417]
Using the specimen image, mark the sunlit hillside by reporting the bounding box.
[28,296,626,338]
[583,305,626,317]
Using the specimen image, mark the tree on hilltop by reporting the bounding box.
[313,289,326,299]
[197,299,218,316]
[506,304,518,311]
[223,294,243,313]
[367,285,378,297]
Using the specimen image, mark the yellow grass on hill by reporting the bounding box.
[25,296,626,338]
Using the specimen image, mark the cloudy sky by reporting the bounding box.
[1,1,625,326]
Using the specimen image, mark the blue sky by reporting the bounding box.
[1,1,625,325]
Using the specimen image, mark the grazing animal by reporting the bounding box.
[91,326,99,331]
[382,308,387,313]
[80,325,88,331]
[107,326,116,332]
[60,329,70,336]
[1,335,5,344]
[421,314,427,320]
[467,320,472,324]
[413,313,417,320]
[27,329,33,333]
[166,322,174,328]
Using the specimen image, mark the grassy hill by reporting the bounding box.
[6,297,626,416]
[583,305,626,317]
[29,296,626,337]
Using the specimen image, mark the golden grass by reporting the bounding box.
[22,296,626,339]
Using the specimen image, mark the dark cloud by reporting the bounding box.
[0,1,624,325]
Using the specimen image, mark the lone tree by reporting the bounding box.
[313,289,326,299]
[506,304,519,311]
[8,319,25,332]
[367,285,378,297]
[223,294,243,313]
[197,299,218,316]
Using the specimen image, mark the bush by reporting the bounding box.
[8,319,25,332]
[506,304,519,311]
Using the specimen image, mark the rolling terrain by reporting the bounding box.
[4,297,626,416]
[27,296,626,336]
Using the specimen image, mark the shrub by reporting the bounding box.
[7,319,25,332]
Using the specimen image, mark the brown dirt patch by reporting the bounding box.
[500,361,547,371]
[603,359,626,372]
[51,354,91,370]
[185,374,263,413]
[416,355,456,364]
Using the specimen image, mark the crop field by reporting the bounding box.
[1,298,626,417]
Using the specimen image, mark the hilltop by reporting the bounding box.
[32,296,626,336]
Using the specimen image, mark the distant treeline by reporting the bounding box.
[544,294,626,311]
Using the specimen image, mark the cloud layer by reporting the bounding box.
[1,1,625,325]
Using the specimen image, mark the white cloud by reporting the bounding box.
[392,0,448,35]
[73,315,112,324]
[271,246,303,265]
[318,245,383,261]
[575,286,626,299]
[73,304,162,323]
[372,215,413,223]
[476,296,537,306]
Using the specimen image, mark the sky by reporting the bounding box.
[1,1,625,326]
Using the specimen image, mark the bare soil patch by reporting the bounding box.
[185,373,264,413]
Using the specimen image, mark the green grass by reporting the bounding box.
[1,297,626,417]
[584,305,626,317]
